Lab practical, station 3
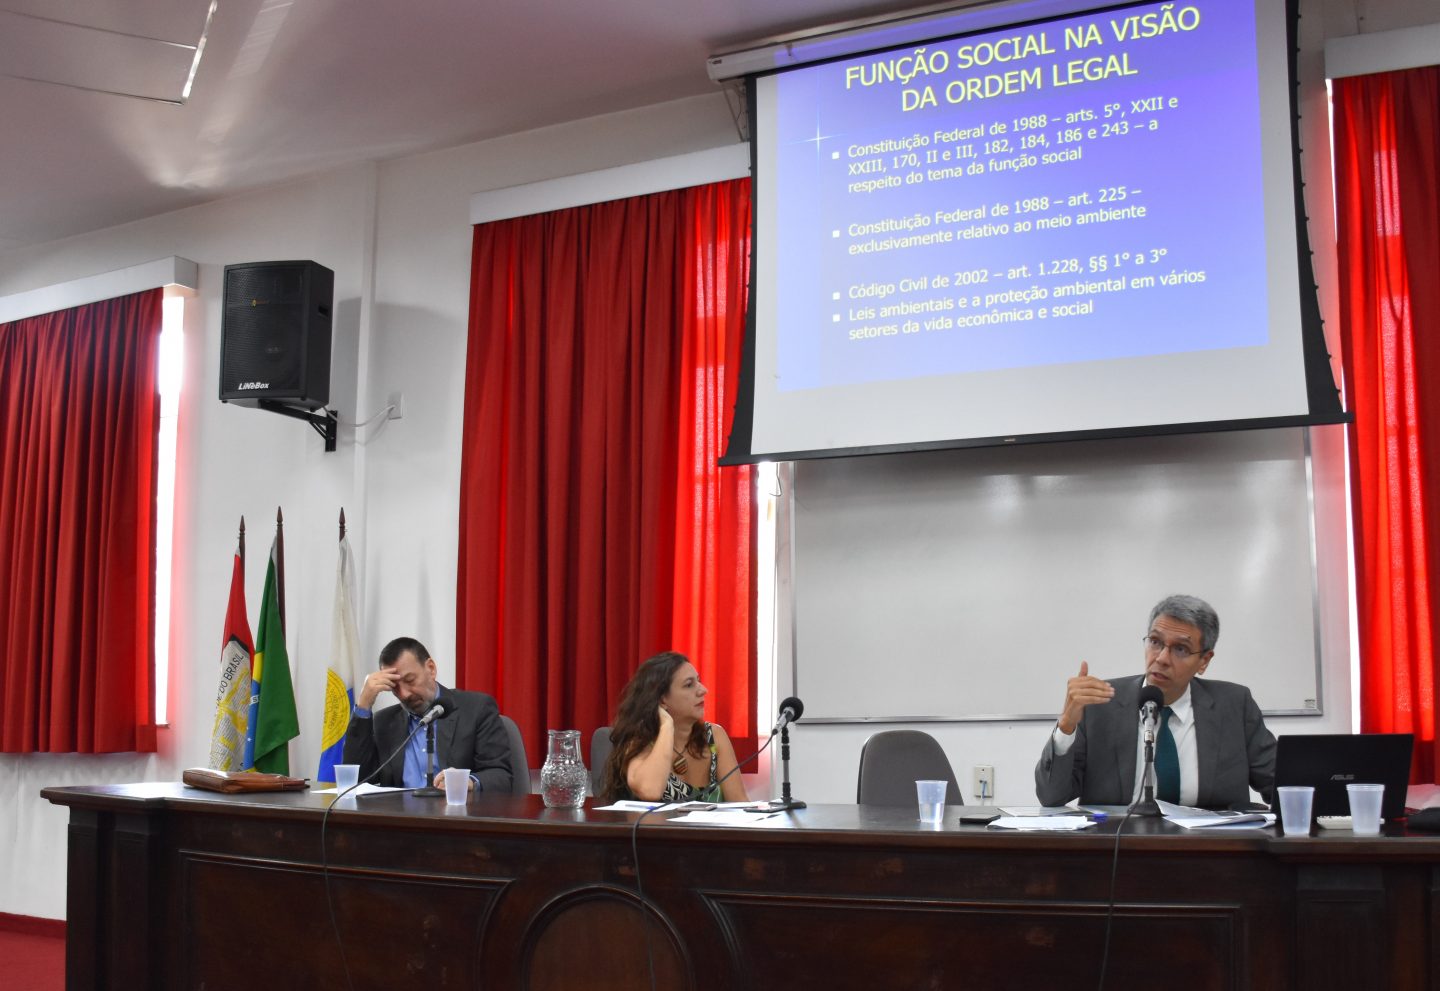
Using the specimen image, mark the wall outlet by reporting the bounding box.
[387,391,404,420]
[973,765,995,802]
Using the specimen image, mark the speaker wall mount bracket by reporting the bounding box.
[258,400,338,452]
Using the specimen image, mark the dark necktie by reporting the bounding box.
[1155,706,1180,804]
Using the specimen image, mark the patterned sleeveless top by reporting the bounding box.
[660,722,719,802]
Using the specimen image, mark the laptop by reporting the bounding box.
[1274,733,1414,820]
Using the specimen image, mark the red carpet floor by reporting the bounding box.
[0,929,65,991]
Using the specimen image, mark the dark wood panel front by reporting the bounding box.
[41,785,1440,991]
[64,811,102,991]
[520,885,691,991]
[110,813,164,989]
[706,891,1242,990]
[1432,866,1440,991]
[178,853,507,990]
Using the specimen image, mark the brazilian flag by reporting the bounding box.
[243,538,299,773]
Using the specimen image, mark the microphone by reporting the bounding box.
[1138,684,1162,744]
[774,696,804,734]
[1137,684,1162,730]
[413,701,452,798]
[1128,684,1166,818]
[759,697,807,812]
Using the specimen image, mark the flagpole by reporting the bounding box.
[275,506,286,634]
[215,516,254,772]
[250,513,299,774]
[318,507,360,784]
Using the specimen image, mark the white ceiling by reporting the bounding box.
[1,0,1432,253]
[0,0,909,251]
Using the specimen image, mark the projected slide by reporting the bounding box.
[771,0,1264,392]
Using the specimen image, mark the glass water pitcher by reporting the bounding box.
[540,729,588,808]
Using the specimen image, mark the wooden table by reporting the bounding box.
[42,784,1440,990]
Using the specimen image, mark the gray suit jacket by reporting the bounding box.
[342,686,513,794]
[1034,676,1276,809]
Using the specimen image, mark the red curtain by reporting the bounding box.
[457,178,756,764]
[0,289,162,753]
[1334,65,1440,783]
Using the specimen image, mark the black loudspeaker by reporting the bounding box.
[219,260,333,409]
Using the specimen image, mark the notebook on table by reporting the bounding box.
[1273,733,1413,819]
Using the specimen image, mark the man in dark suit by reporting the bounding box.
[343,636,513,795]
[1034,595,1276,810]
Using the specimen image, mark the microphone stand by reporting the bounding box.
[414,720,445,797]
[1128,707,1162,817]
[763,724,806,813]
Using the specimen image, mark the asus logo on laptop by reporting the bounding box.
[1329,772,1356,782]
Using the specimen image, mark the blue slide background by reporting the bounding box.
[770,0,1267,393]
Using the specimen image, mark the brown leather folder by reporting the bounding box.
[182,767,309,793]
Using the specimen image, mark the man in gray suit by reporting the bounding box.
[343,636,513,795]
[1035,595,1275,810]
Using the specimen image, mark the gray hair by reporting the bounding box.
[1148,595,1219,652]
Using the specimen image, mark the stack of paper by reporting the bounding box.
[989,816,1096,831]
[1158,800,1274,829]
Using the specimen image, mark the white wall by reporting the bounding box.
[0,0,1436,920]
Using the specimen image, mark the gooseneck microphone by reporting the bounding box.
[419,701,450,726]
[1128,684,1165,817]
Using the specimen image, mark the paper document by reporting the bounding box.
[999,806,1083,817]
[989,816,1096,831]
[1168,811,1274,829]
[594,799,772,813]
[1158,799,1274,829]
[669,810,783,826]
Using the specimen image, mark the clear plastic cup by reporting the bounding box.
[334,763,359,792]
[444,767,470,806]
[1346,783,1384,835]
[916,779,947,825]
[1276,785,1313,836]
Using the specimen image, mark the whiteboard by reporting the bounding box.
[789,429,1322,721]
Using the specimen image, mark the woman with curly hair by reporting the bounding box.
[598,651,749,803]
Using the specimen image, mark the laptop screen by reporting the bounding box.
[1274,734,1414,819]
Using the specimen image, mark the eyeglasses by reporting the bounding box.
[1142,635,1204,661]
